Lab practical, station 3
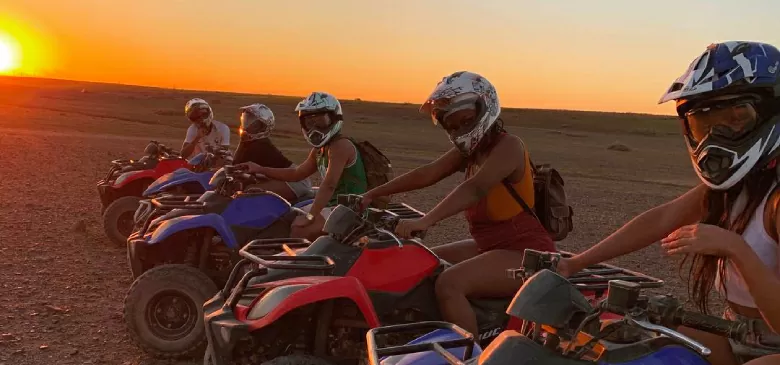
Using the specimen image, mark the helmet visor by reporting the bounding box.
[240,112,270,138]
[187,106,211,123]
[685,97,758,144]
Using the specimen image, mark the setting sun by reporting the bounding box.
[0,38,18,73]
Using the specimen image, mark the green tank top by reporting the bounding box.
[316,139,369,206]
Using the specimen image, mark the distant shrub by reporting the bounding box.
[154,109,180,117]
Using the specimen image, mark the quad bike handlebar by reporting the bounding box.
[335,194,426,245]
[506,249,664,291]
[601,280,780,355]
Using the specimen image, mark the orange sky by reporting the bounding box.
[2,0,779,116]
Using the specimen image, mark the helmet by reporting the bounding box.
[419,71,501,156]
[295,92,343,148]
[185,98,214,128]
[238,103,275,141]
[658,41,780,190]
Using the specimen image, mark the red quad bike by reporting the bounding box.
[364,249,666,365]
[201,195,664,365]
[97,140,190,246]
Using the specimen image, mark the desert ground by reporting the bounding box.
[0,76,704,364]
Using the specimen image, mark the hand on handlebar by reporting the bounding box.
[394,218,430,239]
[359,194,374,212]
[234,162,261,174]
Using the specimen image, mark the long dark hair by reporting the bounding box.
[685,166,778,314]
[468,119,507,162]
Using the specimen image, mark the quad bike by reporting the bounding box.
[367,254,780,365]
[125,145,234,237]
[98,140,190,246]
[124,164,315,359]
[200,195,664,365]
[365,248,665,365]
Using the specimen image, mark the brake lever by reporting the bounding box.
[375,228,403,248]
[625,317,711,356]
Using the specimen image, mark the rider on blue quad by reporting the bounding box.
[237,92,370,241]
[233,103,313,203]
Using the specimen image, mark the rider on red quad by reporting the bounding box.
[360,71,556,336]
[237,92,369,240]
[232,103,313,203]
[181,98,231,159]
[560,41,780,365]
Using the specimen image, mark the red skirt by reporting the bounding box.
[466,204,556,254]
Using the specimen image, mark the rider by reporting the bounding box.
[232,103,313,203]
[360,71,556,336]
[237,92,368,240]
[559,41,780,365]
[180,98,231,159]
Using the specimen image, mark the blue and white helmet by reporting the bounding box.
[295,92,344,148]
[659,41,780,190]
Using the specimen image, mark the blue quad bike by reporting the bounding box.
[124,165,315,359]
[366,250,780,365]
[102,144,233,247]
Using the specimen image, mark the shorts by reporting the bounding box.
[286,177,313,200]
[300,203,334,221]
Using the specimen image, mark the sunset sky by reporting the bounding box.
[1,0,777,115]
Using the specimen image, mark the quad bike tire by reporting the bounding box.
[124,264,218,359]
[261,355,336,365]
[103,195,141,246]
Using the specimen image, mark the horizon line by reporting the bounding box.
[0,74,678,119]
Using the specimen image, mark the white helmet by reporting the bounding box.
[295,92,344,148]
[238,103,275,141]
[185,98,214,128]
[419,71,501,156]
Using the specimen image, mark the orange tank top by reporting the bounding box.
[465,136,535,222]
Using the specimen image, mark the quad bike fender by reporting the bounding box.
[143,170,213,196]
[237,276,380,331]
[113,170,161,190]
[147,213,237,247]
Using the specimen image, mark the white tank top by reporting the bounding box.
[716,182,780,307]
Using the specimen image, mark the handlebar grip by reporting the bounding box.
[678,310,743,339]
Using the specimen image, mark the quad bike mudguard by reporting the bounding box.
[143,168,214,196]
[204,276,380,365]
[146,213,237,247]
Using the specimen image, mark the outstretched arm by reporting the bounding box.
[365,147,464,199]
[561,184,707,276]
[239,149,318,182]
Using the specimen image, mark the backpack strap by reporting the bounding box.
[502,178,540,222]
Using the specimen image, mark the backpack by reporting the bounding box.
[345,137,394,209]
[502,160,574,242]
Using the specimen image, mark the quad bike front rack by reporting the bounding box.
[133,194,208,236]
[367,321,476,365]
[216,238,335,310]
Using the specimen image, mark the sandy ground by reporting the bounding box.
[0,76,707,364]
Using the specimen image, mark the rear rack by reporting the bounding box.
[384,202,425,220]
[135,194,207,235]
[238,238,335,271]
[218,238,335,310]
[367,321,476,365]
[507,250,664,293]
